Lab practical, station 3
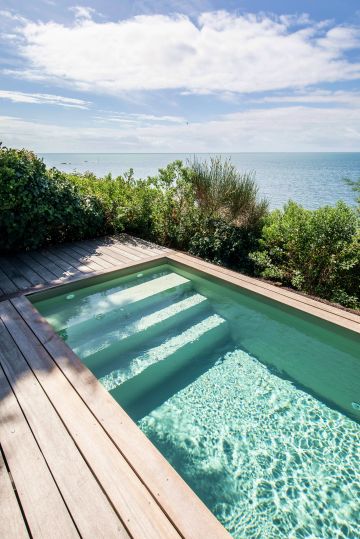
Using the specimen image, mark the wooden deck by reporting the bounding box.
[0,234,172,301]
[1,235,359,538]
[0,235,231,539]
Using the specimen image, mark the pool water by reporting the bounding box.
[32,264,360,539]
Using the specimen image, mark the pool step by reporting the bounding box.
[114,345,227,421]
[42,265,170,330]
[100,313,230,392]
[110,317,230,419]
[59,273,192,343]
[78,292,211,367]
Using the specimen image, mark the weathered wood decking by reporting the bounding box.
[0,235,231,539]
[1,235,359,538]
[0,234,171,301]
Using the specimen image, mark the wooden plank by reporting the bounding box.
[16,252,59,282]
[15,296,231,539]
[0,267,18,295]
[2,301,181,539]
[9,256,44,287]
[0,258,31,290]
[27,251,67,280]
[93,237,144,261]
[49,247,94,274]
[62,245,109,271]
[169,252,360,333]
[79,240,132,265]
[106,238,151,260]
[41,250,82,278]
[118,234,171,255]
[69,244,114,269]
[65,241,114,270]
[0,363,79,539]
[0,448,29,539]
[170,251,360,323]
[9,256,44,286]
[0,313,127,539]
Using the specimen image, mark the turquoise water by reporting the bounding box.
[40,152,359,209]
[32,264,360,538]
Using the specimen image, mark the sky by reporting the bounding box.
[1,0,360,152]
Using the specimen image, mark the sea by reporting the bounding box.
[40,152,360,210]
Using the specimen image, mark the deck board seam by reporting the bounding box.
[0,329,83,538]
[68,244,116,269]
[22,252,60,279]
[0,444,31,538]
[0,259,31,291]
[46,248,94,274]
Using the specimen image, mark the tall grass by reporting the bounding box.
[190,156,268,227]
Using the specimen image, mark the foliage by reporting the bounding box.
[189,218,260,273]
[68,160,198,249]
[250,201,360,309]
[189,156,268,227]
[0,145,105,251]
[1,145,358,310]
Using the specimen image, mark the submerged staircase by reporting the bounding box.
[63,271,232,418]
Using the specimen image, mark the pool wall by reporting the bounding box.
[27,252,360,336]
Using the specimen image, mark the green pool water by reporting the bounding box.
[32,263,360,539]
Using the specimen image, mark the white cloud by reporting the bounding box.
[0,9,27,23]
[8,11,360,95]
[0,90,90,108]
[253,89,360,106]
[95,112,186,124]
[2,105,360,152]
[69,6,97,20]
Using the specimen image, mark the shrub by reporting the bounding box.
[250,201,360,308]
[0,145,105,251]
[2,145,357,310]
[189,218,260,273]
[189,156,268,227]
[146,160,199,249]
[67,160,199,249]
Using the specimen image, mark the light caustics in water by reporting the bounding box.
[32,264,360,539]
[139,349,360,539]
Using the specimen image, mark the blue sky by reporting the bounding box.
[1,0,360,152]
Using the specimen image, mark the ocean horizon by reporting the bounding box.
[40,152,360,210]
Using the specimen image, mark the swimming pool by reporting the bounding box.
[32,262,360,538]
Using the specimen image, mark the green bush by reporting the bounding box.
[250,201,360,309]
[190,156,268,226]
[189,218,260,273]
[67,161,199,249]
[1,145,358,310]
[186,157,268,271]
[0,145,105,251]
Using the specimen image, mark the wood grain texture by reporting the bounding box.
[0,258,31,290]
[0,312,127,539]
[0,361,78,539]
[1,300,180,539]
[0,449,29,539]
